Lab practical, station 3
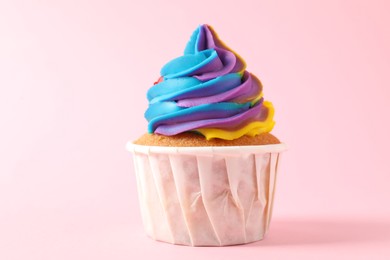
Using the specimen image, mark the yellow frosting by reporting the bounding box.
[196,101,275,140]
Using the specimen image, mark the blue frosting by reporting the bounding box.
[144,24,265,137]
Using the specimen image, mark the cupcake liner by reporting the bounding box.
[127,143,287,246]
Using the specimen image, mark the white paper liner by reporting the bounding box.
[127,142,287,246]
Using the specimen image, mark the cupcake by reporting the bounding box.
[127,24,286,246]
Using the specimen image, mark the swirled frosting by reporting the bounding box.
[145,24,275,140]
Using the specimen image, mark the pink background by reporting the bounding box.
[1,0,390,259]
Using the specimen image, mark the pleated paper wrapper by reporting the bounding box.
[127,143,287,246]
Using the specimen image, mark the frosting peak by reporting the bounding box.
[145,24,275,140]
[161,25,245,81]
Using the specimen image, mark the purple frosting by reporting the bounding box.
[145,24,271,137]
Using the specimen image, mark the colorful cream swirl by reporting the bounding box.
[145,24,275,140]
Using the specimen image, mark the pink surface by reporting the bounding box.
[0,0,389,259]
